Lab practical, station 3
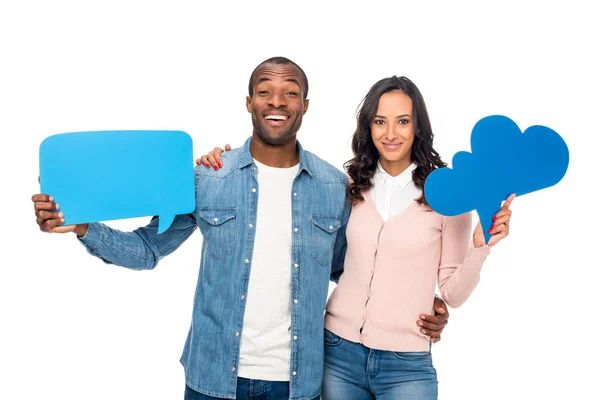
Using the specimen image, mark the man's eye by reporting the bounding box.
[258,90,269,95]
[287,92,298,96]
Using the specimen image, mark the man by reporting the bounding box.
[32,57,448,400]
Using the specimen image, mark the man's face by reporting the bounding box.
[246,63,309,145]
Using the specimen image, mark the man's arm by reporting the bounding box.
[330,198,350,283]
[77,215,197,270]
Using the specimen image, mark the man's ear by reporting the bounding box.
[246,96,252,113]
[303,99,309,115]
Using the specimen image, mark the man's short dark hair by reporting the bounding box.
[248,57,309,100]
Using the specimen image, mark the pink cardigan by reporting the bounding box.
[324,190,490,352]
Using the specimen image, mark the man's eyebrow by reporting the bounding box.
[256,77,301,87]
[256,77,272,85]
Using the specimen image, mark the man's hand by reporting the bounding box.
[32,192,88,236]
[196,144,231,170]
[417,297,449,343]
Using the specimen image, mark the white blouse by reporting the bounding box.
[371,162,421,221]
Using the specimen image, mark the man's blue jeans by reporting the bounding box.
[184,378,319,400]
[321,329,438,399]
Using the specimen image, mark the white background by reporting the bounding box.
[1,1,598,399]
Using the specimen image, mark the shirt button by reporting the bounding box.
[294,299,298,304]
[294,263,299,268]
[293,335,298,340]
[293,227,299,232]
[292,371,297,376]
[249,224,253,228]
[293,192,298,197]
[329,225,333,230]
[362,315,366,321]
[235,332,240,336]
[213,218,219,222]
[240,295,245,300]
[252,188,257,193]
[245,259,250,264]
[370,268,374,274]
[232,367,236,372]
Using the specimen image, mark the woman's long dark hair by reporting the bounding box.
[344,76,446,206]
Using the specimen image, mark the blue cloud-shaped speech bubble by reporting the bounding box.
[39,130,195,234]
[424,115,569,243]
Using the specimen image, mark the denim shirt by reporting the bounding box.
[79,137,350,400]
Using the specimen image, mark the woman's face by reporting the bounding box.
[370,90,415,173]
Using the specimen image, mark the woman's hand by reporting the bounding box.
[473,193,516,248]
[196,144,231,170]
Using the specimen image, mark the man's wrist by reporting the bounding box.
[73,224,89,237]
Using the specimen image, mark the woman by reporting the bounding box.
[198,76,513,399]
[319,76,513,399]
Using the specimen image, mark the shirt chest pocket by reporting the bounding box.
[197,207,238,260]
[311,216,342,266]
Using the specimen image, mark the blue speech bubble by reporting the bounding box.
[39,130,195,234]
[424,115,569,243]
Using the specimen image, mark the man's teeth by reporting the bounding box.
[265,115,287,120]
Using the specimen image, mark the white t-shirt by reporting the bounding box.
[237,159,299,381]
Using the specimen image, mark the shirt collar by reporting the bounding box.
[239,137,312,175]
[374,162,416,188]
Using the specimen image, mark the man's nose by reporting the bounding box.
[268,92,286,108]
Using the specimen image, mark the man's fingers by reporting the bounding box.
[417,319,446,331]
[419,314,441,324]
[419,325,442,335]
[424,308,448,320]
[51,225,76,234]
[433,297,448,313]
[37,210,63,220]
[420,327,442,336]
[31,194,53,203]
[34,201,59,212]
[42,217,65,232]
[419,314,448,326]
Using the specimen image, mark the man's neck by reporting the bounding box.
[250,134,299,168]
